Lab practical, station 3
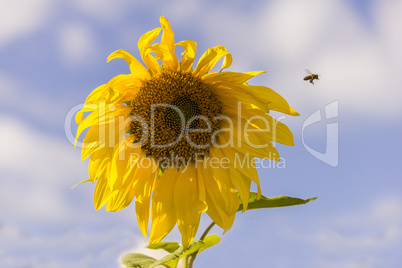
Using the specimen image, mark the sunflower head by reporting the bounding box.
[75,16,298,248]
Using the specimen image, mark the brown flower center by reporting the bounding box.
[130,72,222,166]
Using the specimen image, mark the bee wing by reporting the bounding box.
[305,69,312,75]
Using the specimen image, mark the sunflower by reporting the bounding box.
[75,16,298,248]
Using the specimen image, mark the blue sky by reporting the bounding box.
[1,0,402,267]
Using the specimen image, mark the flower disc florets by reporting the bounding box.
[130,71,222,165]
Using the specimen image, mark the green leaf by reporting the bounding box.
[238,192,317,212]
[147,242,181,253]
[122,253,158,268]
[198,235,221,254]
[150,246,183,268]
[122,241,205,268]
[181,241,205,257]
[161,241,204,268]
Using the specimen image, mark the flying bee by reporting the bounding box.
[303,69,319,85]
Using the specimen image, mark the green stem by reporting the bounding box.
[182,255,189,268]
[199,222,216,241]
[186,221,216,268]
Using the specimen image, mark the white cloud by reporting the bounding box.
[325,196,402,250]
[314,225,402,251]
[0,115,85,223]
[58,22,100,67]
[0,224,139,268]
[371,196,402,223]
[69,0,143,24]
[0,0,53,48]
[375,0,402,64]
[0,73,21,105]
[0,73,75,129]
[315,258,376,268]
[259,0,337,62]
[284,195,402,267]
[0,116,81,182]
[0,115,153,267]
[265,0,402,117]
[167,0,402,118]
[117,239,169,268]
[0,115,127,225]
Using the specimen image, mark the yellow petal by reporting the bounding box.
[244,85,299,116]
[220,125,280,161]
[80,75,140,112]
[149,167,179,244]
[75,103,132,149]
[107,49,150,81]
[205,195,235,232]
[94,173,111,210]
[192,45,232,78]
[202,71,266,85]
[174,164,205,248]
[81,117,127,160]
[138,27,162,75]
[196,166,207,212]
[159,16,179,71]
[222,52,232,69]
[88,147,114,182]
[222,102,294,146]
[160,17,175,52]
[108,74,141,100]
[148,43,178,71]
[198,162,237,231]
[229,166,250,212]
[106,151,144,212]
[81,85,117,114]
[177,40,197,73]
[106,170,137,212]
[213,84,270,114]
[212,81,299,117]
[263,114,294,146]
[75,102,98,126]
[239,113,294,149]
[108,135,141,189]
[208,147,240,215]
[135,165,158,240]
[81,125,102,161]
[221,146,261,200]
[198,165,224,227]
